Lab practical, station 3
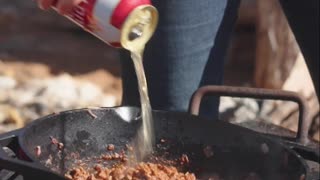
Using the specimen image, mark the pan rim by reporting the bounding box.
[16,106,310,179]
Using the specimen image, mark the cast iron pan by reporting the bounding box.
[0,86,318,180]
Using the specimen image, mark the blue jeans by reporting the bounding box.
[119,0,240,120]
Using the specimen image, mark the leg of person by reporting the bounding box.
[119,0,240,120]
[198,0,241,118]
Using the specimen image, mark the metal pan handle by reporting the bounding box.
[189,85,313,145]
[0,130,65,180]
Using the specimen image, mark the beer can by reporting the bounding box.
[63,0,158,48]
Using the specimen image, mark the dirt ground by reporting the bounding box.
[0,0,123,101]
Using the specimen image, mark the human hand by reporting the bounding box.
[37,0,83,14]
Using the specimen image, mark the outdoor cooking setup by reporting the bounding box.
[0,0,319,179]
[0,85,319,180]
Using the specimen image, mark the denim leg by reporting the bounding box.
[119,0,240,120]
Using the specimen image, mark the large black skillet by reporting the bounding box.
[0,86,318,180]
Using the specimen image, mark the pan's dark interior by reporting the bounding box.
[20,107,307,179]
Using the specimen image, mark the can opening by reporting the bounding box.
[129,25,143,41]
[120,5,158,51]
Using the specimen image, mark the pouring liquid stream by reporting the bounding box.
[119,5,158,162]
[130,47,154,161]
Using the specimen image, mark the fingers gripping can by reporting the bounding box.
[64,0,158,48]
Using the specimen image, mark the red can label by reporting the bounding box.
[70,0,97,31]
[66,0,151,47]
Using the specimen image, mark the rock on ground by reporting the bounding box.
[0,74,117,133]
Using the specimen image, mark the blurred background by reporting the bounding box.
[0,0,319,140]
